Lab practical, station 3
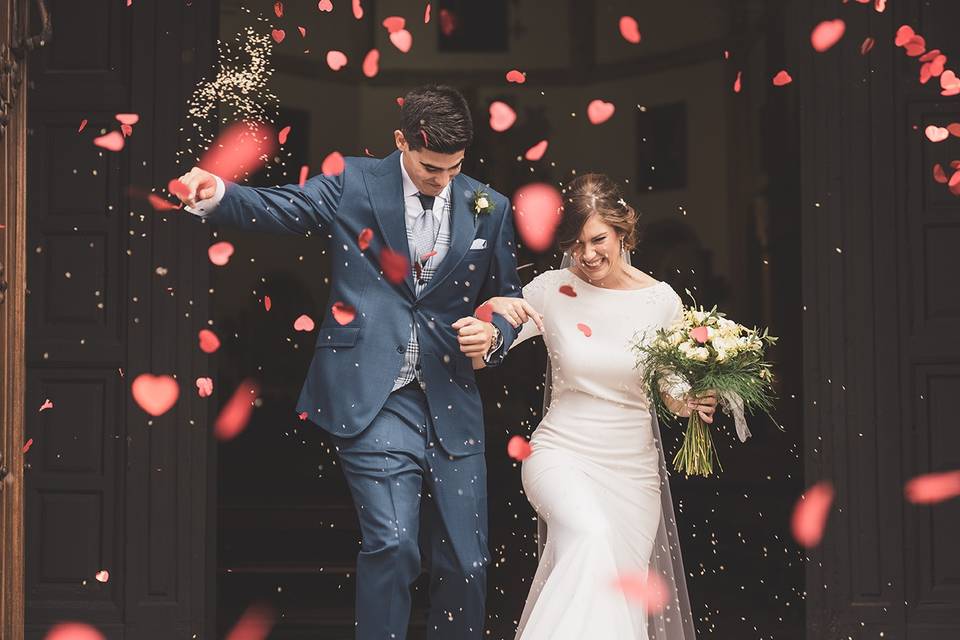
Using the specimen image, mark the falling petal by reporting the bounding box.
[474,302,494,323]
[198,329,221,353]
[326,50,348,71]
[196,377,214,398]
[613,572,669,613]
[293,314,315,332]
[78,119,88,132]
[489,101,517,132]
[512,183,562,252]
[271,29,285,44]
[321,151,345,176]
[168,178,191,200]
[558,284,577,297]
[115,113,140,125]
[772,70,792,86]
[95,570,109,583]
[352,0,362,19]
[380,248,409,284]
[382,16,406,33]
[208,241,235,266]
[318,0,333,12]
[576,323,593,337]
[904,470,960,504]
[810,19,845,53]
[274,1,283,17]
[507,435,532,461]
[23,438,34,454]
[264,295,272,311]
[39,398,54,412]
[389,29,413,53]
[93,131,125,152]
[424,2,431,23]
[362,49,380,78]
[733,70,742,93]
[505,69,526,84]
[148,194,181,211]
[358,228,373,251]
[214,380,260,441]
[791,481,834,547]
[298,165,309,187]
[524,139,548,161]
[198,121,277,182]
[618,16,641,44]
[933,163,948,184]
[586,99,615,124]
[860,37,875,55]
[331,302,357,325]
[224,602,276,640]
[44,623,106,640]
[278,125,291,144]
[925,125,949,142]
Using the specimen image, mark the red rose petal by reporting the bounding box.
[894,25,915,47]
[199,121,277,182]
[352,0,363,19]
[586,99,615,124]
[214,379,260,441]
[810,19,845,53]
[613,572,668,613]
[505,69,526,84]
[120,123,133,137]
[326,50,348,71]
[115,113,140,125]
[558,284,577,297]
[293,314,315,332]
[45,623,106,640]
[925,125,949,142]
[420,250,437,262]
[39,398,54,412]
[772,70,793,86]
[95,570,109,583]
[489,101,517,132]
[389,29,412,53]
[196,377,214,398]
[358,227,373,250]
[321,151,345,176]
[905,470,960,504]
[208,241,235,266]
[278,125,291,144]
[380,248,410,284]
[331,302,357,325]
[507,435,531,461]
[733,71,743,93]
[271,29,285,44]
[396,96,405,107]
[93,131,125,152]
[264,295,272,311]
[298,164,309,187]
[948,123,960,137]
[131,374,180,417]
[168,178,191,200]
[904,35,926,57]
[362,49,380,78]
[298,26,307,37]
[875,0,886,12]
[23,438,33,454]
[940,70,960,96]
[791,481,834,548]
[576,323,592,337]
[318,0,333,12]
[148,194,181,211]
[424,2,431,23]
[298,411,308,420]
[78,119,88,132]
[474,302,494,323]
[382,16,406,33]
[224,603,276,640]
[512,182,563,252]
[933,163,948,184]
[618,16,641,44]
[524,139,548,161]
[860,37,875,55]
[274,1,283,17]
[689,326,709,344]
[198,329,221,353]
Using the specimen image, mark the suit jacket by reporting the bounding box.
[202,150,522,456]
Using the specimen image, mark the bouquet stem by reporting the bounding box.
[672,411,722,477]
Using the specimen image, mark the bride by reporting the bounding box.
[474,174,714,639]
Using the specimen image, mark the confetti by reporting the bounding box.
[505,69,526,84]
[198,329,221,353]
[321,151,345,176]
[274,1,283,18]
[78,119,88,132]
[23,438,33,454]
[362,49,380,78]
[586,99,615,124]
[507,435,531,461]
[791,481,834,547]
[512,182,562,252]
[326,50,348,71]
[196,377,214,398]
[810,19,845,53]
[294,314,315,332]
[733,71,742,93]
[208,241,235,266]
[576,323,592,337]
[380,248,409,284]
[331,302,357,325]
[39,398,54,412]
[44,623,106,640]
[131,374,179,417]
[424,2,431,23]
[278,125,291,144]
[358,228,373,250]
[298,26,306,38]
[905,470,960,504]
[524,139,548,161]
[618,16,641,44]
[93,131,124,152]
[489,101,516,132]
[214,379,260,441]
[264,295,272,310]
[772,70,792,86]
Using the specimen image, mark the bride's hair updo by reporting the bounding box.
[556,173,639,254]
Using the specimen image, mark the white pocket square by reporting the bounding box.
[470,239,488,250]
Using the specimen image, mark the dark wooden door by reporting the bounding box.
[24,1,216,637]
[796,0,960,637]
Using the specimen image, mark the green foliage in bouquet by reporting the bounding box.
[632,299,780,477]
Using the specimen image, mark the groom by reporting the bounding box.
[174,85,522,639]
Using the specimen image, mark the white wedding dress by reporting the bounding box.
[511,268,696,640]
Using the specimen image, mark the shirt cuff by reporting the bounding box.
[482,327,504,363]
[185,175,225,217]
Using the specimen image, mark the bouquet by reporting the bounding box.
[632,301,779,477]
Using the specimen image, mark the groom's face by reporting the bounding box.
[395,131,465,197]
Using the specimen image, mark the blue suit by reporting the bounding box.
[200,150,522,638]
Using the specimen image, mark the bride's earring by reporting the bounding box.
[620,236,625,253]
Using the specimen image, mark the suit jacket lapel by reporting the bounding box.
[364,150,416,297]
[420,174,474,299]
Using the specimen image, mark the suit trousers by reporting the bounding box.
[331,383,489,640]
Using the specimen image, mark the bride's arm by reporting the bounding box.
[472,296,545,369]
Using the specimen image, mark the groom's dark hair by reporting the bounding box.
[400,85,474,154]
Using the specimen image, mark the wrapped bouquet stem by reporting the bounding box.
[632,301,779,478]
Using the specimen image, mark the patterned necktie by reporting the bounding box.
[412,193,437,284]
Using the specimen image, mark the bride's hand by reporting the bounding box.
[482,296,544,332]
[667,390,719,423]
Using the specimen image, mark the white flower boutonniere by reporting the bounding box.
[471,187,497,224]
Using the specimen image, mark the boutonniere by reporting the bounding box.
[471,187,496,224]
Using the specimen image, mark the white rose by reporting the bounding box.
[669,331,685,346]
[715,348,729,362]
[691,347,710,361]
[476,197,489,210]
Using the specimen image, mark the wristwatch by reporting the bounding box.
[488,325,501,353]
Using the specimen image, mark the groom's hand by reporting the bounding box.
[172,167,219,207]
[452,317,496,358]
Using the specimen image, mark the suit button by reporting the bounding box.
[396,345,405,353]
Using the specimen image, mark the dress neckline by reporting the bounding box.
[564,268,664,294]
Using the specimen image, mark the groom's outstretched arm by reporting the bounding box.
[175,166,344,236]
[477,198,523,368]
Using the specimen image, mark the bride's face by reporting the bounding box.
[571,215,622,281]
